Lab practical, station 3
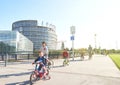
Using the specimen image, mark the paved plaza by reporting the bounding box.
[0,55,120,85]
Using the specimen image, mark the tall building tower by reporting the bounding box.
[12,20,57,50]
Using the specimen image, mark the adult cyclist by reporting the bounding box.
[63,49,69,66]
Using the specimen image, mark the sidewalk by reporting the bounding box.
[0,55,120,85]
[53,55,120,78]
[0,60,33,78]
[0,55,120,78]
[40,55,120,85]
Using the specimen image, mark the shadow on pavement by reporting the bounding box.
[0,72,31,78]
[52,65,64,68]
[5,80,30,85]
[70,59,89,62]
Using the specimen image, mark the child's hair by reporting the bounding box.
[38,51,42,53]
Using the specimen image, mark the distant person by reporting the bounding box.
[80,50,84,60]
[88,45,93,60]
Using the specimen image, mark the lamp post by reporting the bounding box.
[4,44,6,67]
[0,42,4,61]
[70,26,75,60]
[94,34,97,54]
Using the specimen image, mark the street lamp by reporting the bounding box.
[94,34,97,54]
[70,26,75,60]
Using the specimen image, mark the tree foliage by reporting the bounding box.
[0,42,16,54]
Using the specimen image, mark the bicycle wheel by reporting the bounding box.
[45,69,51,80]
[45,75,51,80]
[66,59,69,65]
[30,71,38,84]
[63,60,66,66]
[48,60,54,69]
[50,60,54,67]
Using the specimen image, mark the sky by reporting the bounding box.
[0,0,120,50]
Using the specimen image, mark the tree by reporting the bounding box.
[0,42,16,54]
[0,42,6,54]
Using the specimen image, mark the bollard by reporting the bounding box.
[4,54,8,67]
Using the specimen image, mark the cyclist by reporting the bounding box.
[32,51,48,79]
[63,49,69,66]
[33,51,47,65]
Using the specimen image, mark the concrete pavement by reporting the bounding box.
[53,55,120,78]
[0,55,120,85]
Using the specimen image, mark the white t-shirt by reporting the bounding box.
[40,46,49,58]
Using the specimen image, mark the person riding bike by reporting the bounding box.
[33,51,47,65]
[32,51,48,79]
[34,61,48,79]
[63,49,69,66]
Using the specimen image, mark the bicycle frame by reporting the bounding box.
[30,63,50,84]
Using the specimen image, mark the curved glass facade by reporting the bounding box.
[0,31,33,54]
[12,20,57,50]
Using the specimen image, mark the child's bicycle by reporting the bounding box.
[63,58,69,66]
[30,62,50,85]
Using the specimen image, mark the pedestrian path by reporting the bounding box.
[52,55,120,78]
[39,55,120,85]
[0,55,120,85]
[1,55,120,78]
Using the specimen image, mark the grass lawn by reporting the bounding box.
[109,54,120,70]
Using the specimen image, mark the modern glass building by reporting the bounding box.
[0,31,33,54]
[12,20,57,50]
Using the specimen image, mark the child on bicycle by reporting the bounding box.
[32,51,48,79]
[33,51,47,65]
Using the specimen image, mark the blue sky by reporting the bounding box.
[0,0,120,49]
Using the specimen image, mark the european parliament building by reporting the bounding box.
[12,20,57,50]
[0,31,33,55]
